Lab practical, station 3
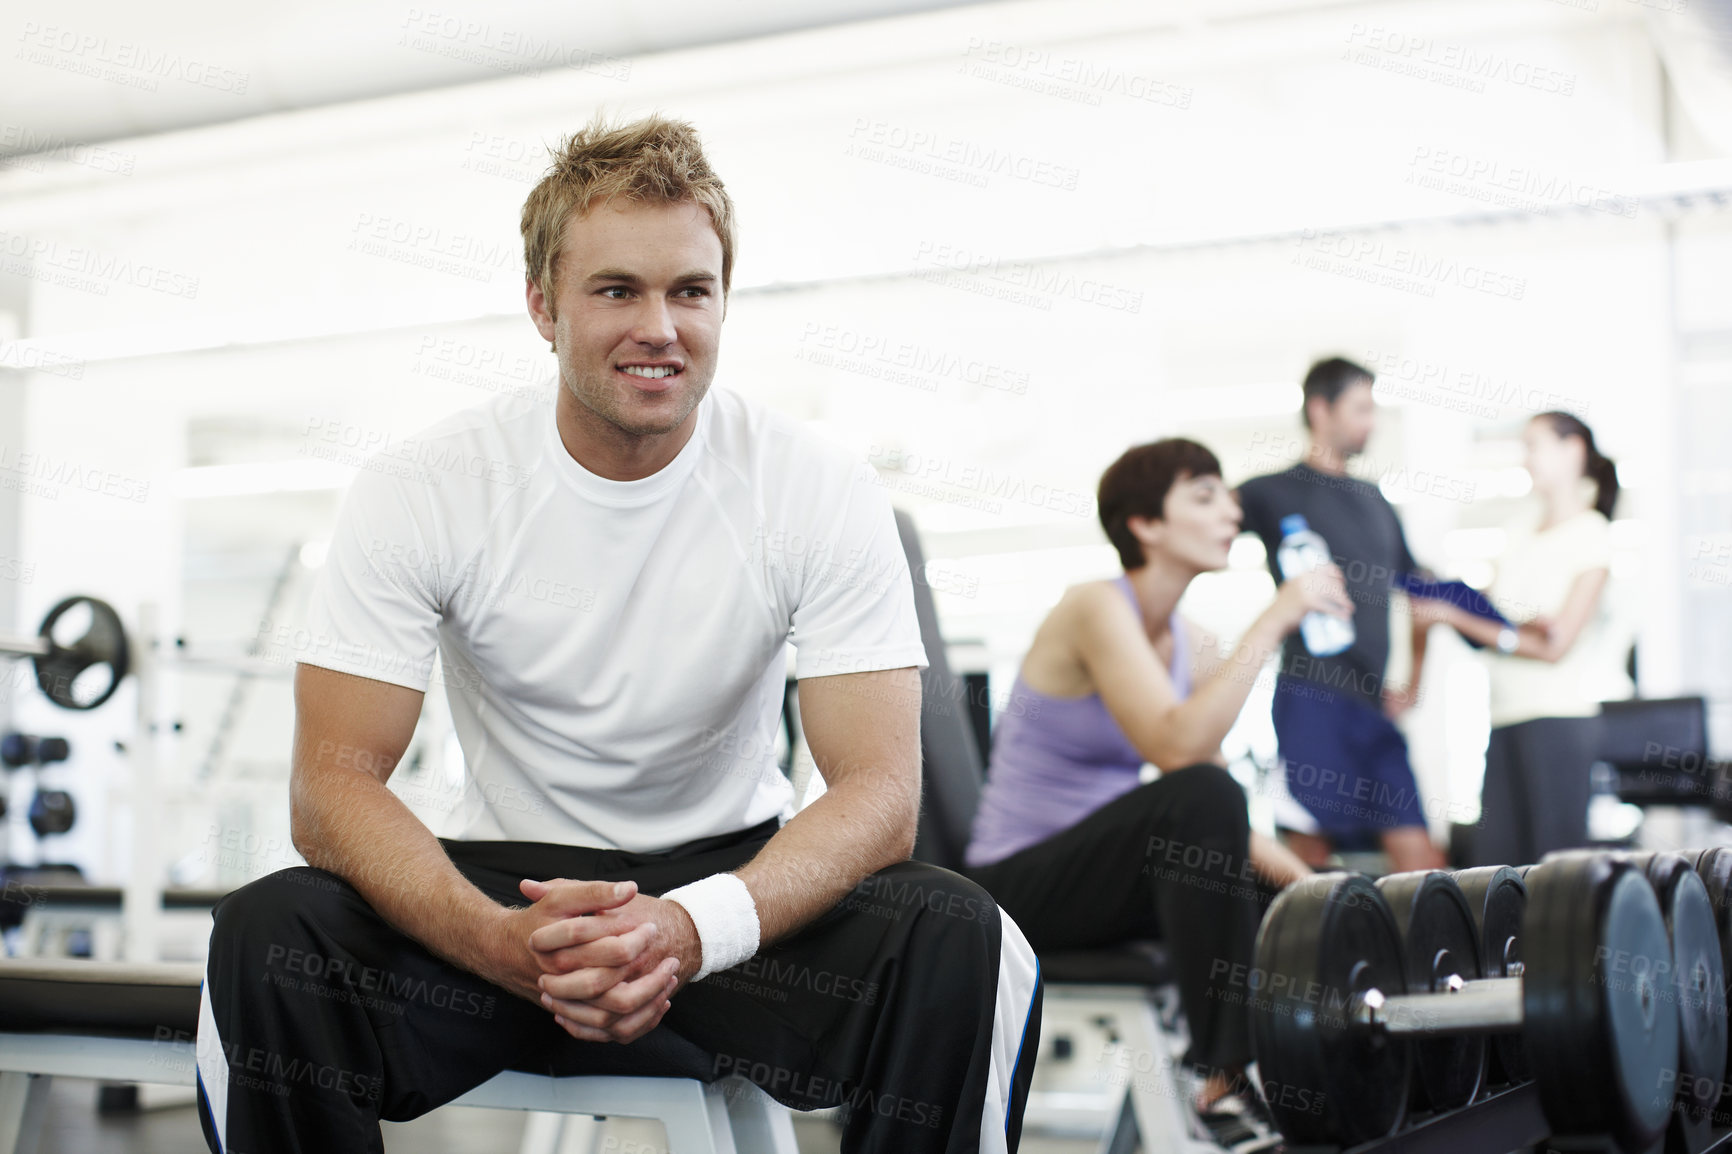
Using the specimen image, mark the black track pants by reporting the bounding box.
[964,765,1260,1073]
[195,821,1042,1154]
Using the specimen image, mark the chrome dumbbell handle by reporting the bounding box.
[1354,976,1526,1036]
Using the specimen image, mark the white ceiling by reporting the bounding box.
[1,0,993,155]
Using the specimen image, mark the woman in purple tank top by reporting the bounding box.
[962,439,1350,1120]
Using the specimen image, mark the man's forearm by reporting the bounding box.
[730,773,916,945]
[290,765,504,976]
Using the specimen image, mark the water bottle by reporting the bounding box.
[1276,515,1355,657]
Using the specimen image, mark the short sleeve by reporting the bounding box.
[789,462,929,680]
[297,465,444,692]
[1235,477,1270,540]
[1235,476,1283,581]
[1572,512,1614,573]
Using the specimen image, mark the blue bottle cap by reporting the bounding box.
[1279,514,1309,537]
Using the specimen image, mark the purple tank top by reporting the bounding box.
[964,576,1193,868]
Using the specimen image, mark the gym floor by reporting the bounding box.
[30,1079,1102,1152]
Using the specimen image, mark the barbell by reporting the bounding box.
[1250,853,1698,1152]
[0,596,129,710]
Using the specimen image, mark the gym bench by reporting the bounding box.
[0,958,798,1154]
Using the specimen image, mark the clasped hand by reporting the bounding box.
[493,878,702,1045]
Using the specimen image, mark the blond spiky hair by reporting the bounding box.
[521,114,736,315]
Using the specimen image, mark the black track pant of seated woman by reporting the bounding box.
[963,762,1259,1077]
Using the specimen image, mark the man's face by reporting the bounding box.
[529,199,724,439]
[1313,379,1377,457]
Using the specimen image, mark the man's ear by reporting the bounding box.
[527,276,557,345]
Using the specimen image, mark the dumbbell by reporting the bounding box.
[1367,866,1533,1107]
[1452,865,1528,1085]
[1250,854,1680,1152]
[27,789,75,837]
[0,733,70,769]
[1690,846,1732,1128]
[1616,851,1728,1154]
[1374,870,1487,1112]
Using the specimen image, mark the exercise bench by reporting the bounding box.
[0,958,798,1154]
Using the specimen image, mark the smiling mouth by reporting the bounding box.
[618,364,681,380]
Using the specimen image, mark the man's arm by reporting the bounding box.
[736,665,922,943]
[1383,508,1432,719]
[1384,614,1430,721]
[289,665,652,1010]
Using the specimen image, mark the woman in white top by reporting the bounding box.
[1414,410,1618,866]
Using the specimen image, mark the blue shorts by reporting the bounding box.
[1272,676,1427,847]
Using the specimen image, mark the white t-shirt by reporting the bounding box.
[301,385,928,851]
[1486,508,1614,728]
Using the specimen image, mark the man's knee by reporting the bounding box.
[854,862,1001,958]
[210,867,357,961]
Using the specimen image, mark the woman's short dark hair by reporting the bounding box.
[1098,438,1223,570]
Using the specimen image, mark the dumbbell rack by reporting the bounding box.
[1283,1081,1732,1154]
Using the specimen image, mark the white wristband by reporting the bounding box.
[660,873,760,982]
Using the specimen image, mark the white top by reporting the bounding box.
[1486,508,1614,728]
[302,385,928,851]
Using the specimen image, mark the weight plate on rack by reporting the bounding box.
[1453,865,1528,1085]
[1525,854,1679,1154]
[33,596,128,711]
[1626,852,1730,1152]
[1695,846,1732,1127]
[1376,871,1487,1112]
[1248,872,1411,1146]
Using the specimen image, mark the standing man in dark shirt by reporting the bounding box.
[1236,357,1447,872]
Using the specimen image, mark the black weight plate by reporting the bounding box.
[1453,865,1528,1084]
[1249,872,1410,1146]
[1669,867,1728,1151]
[33,596,129,711]
[1525,854,1680,1154]
[1694,846,1732,1128]
[1377,871,1487,1111]
[1624,852,1725,1152]
[1631,851,1732,1154]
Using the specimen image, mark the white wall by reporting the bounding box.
[0,0,1725,883]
